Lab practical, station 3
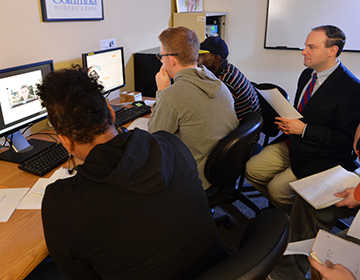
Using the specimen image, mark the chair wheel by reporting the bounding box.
[223,220,234,229]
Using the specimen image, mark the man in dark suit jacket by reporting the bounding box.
[247,25,360,280]
[246,25,360,215]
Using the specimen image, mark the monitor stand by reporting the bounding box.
[0,131,54,164]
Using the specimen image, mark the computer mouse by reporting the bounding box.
[120,126,128,133]
[132,101,146,107]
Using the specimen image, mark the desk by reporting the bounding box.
[0,98,153,280]
[0,134,54,280]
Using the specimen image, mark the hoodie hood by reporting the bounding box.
[174,66,222,99]
[76,128,174,195]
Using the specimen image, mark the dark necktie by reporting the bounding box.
[298,73,317,113]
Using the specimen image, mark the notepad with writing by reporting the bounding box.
[310,230,360,279]
[289,165,360,209]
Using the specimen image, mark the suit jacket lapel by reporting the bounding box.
[296,63,344,115]
[294,69,312,107]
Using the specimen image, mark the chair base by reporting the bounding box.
[211,208,234,229]
[214,215,234,229]
[335,219,350,230]
[238,193,262,215]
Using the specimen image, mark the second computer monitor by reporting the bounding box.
[82,47,126,95]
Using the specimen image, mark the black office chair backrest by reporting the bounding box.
[194,209,290,280]
[254,83,289,145]
[205,112,263,208]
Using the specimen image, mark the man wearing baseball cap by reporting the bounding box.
[199,36,261,121]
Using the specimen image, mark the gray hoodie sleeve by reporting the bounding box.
[148,91,179,134]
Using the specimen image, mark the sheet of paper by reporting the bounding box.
[289,165,360,209]
[348,211,360,240]
[17,167,75,210]
[0,188,30,222]
[257,88,303,119]
[144,99,155,107]
[284,238,315,256]
[127,117,149,131]
[311,230,360,279]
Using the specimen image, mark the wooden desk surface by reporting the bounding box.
[0,142,51,280]
[0,97,154,280]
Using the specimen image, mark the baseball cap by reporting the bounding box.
[199,36,229,59]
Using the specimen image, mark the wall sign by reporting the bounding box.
[41,0,104,22]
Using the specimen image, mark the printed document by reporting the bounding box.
[0,188,29,222]
[257,88,303,119]
[289,165,360,209]
[17,168,75,209]
[310,230,360,279]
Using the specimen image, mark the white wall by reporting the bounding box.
[1,0,172,93]
[204,0,360,103]
[2,0,360,104]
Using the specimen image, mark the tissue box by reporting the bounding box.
[120,91,142,103]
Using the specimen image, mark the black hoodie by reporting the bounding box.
[42,128,226,280]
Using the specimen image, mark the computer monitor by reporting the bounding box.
[82,47,126,95]
[0,60,54,163]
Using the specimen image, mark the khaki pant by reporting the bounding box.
[245,140,297,214]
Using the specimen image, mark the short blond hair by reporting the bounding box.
[159,26,199,66]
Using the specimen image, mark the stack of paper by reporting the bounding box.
[289,165,360,209]
[0,188,30,222]
[311,230,360,279]
[17,167,75,210]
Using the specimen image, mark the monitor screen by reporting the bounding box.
[82,47,126,94]
[0,60,54,163]
[0,60,53,138]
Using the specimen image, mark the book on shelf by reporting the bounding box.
[289,165,360,209]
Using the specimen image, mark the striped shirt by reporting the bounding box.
[216,61,261,120]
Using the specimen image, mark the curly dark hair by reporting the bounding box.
[36,65,113,144]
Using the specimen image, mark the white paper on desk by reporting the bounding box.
[127,118,149,131]
[17,167,75,209]
[0,188,30,222]
[284,238,315,256]
[257,88,303,119]
[144,99,155,107]
[348,211,360,240]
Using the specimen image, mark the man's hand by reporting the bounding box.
[275,117,306,135]
[335,187,360,209]
[155,66,171,91]
[309,257,356,280]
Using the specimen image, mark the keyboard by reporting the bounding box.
[115,104,152,126]
[18,142,69,176]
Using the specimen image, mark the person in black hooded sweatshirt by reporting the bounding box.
[38,65,227,280]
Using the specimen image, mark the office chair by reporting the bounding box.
[232,83,290,213]
[205,112,263,225]
[194,208,291,280]
[254,83,289,147]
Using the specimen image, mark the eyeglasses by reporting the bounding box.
[156,53,179,61]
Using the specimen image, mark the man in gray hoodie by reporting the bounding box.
[148,27,239,190]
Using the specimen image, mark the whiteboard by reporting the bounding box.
[265,0,360,52]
